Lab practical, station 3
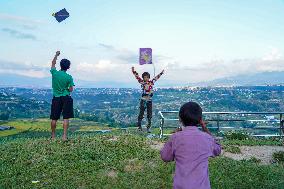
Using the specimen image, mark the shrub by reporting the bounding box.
[272,151,284,163]
[224,145,241,154]
[224,130,250,140]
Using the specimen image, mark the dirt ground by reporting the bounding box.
[222,146,284,164]
[149,141,284,165]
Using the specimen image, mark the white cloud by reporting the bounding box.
[0,13,43,24]
[1,46,284,85]
[0,60,48,78]
[75,60,118,72]
[71,60,131,82]
[1,27,37,40]
[262,47,282,61]
[0,69,47,78]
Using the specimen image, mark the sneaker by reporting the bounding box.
[137,127,142,131]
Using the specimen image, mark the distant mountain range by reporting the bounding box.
[0,74,133,88]
[0,71,284,88]
[197,71,284,86]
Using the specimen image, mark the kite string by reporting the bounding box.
[152,61,156,77]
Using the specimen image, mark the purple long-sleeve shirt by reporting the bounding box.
[160,126,221,189]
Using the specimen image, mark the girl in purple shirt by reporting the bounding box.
[161,102,221,189]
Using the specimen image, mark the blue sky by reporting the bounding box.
[1,0,284,86]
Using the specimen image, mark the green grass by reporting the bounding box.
[223,145,241,154]
[1,120,284,188]
[1,134,284,189]
[272,151,284,163]
[210,157,284,189]
[221,138,283,146]
[0,135,172,189]
[0,119,56,137]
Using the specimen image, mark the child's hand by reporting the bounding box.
[200,120,206,128]
[200,120,211,135]
[200,120,209,130]
[171,127,182,134]
[55,51,60,57]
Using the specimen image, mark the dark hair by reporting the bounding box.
[142,72,150,78]
[60,59,71,71]
[179,102,202,126]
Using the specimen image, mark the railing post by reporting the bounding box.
[217,114,220,132]
[160,118,164,138]
[158,111,284,138]
[280,114,283,137]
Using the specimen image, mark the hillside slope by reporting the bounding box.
[1,134,284,189]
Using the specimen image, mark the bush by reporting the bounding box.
[224,145,241,154]
[224,130,250,140]
[272,151,284,163]
[0,112,9,120]
[247,157,261,164]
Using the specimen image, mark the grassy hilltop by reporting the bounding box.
[0,120,284,189]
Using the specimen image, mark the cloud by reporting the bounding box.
[71,60,130,82]
[1,46,283,86]
[0,60,48,78]
[262,47,282,61]
[159,47,284,83]
[99,43,136,63]
[21,24,37,30]
[162,57,284,83]
[0,69,47,78]
[98,43,174,65]
[0,60,46,70]
[0,13,43,24]
[98,43,115,50]
[1,28,37,40]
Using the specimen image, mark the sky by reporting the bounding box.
[1,0,284,87]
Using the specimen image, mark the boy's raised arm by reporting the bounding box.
[131,67,143,83]
[152,69,165,83]
[51,51,60,69]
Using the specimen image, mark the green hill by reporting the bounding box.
[1,133,284,189]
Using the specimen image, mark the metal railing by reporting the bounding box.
[158,111,284,138]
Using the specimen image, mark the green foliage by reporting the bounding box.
[0,112,10,120]
[221,138,283,146]
[272,151,284,163]
[224,145,241,154]
[241,157,261,164]
[224,130,250,140]
[210,157,284,189]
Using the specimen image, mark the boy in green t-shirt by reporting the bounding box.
[50,51,75,141]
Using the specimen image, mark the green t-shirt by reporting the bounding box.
[50,68,75,97]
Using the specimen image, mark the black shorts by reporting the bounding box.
[50,96,74,120]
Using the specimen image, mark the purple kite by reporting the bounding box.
[139,48,152,65]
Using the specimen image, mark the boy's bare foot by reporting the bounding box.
[62,135,67,141]
[51,133,55,140]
